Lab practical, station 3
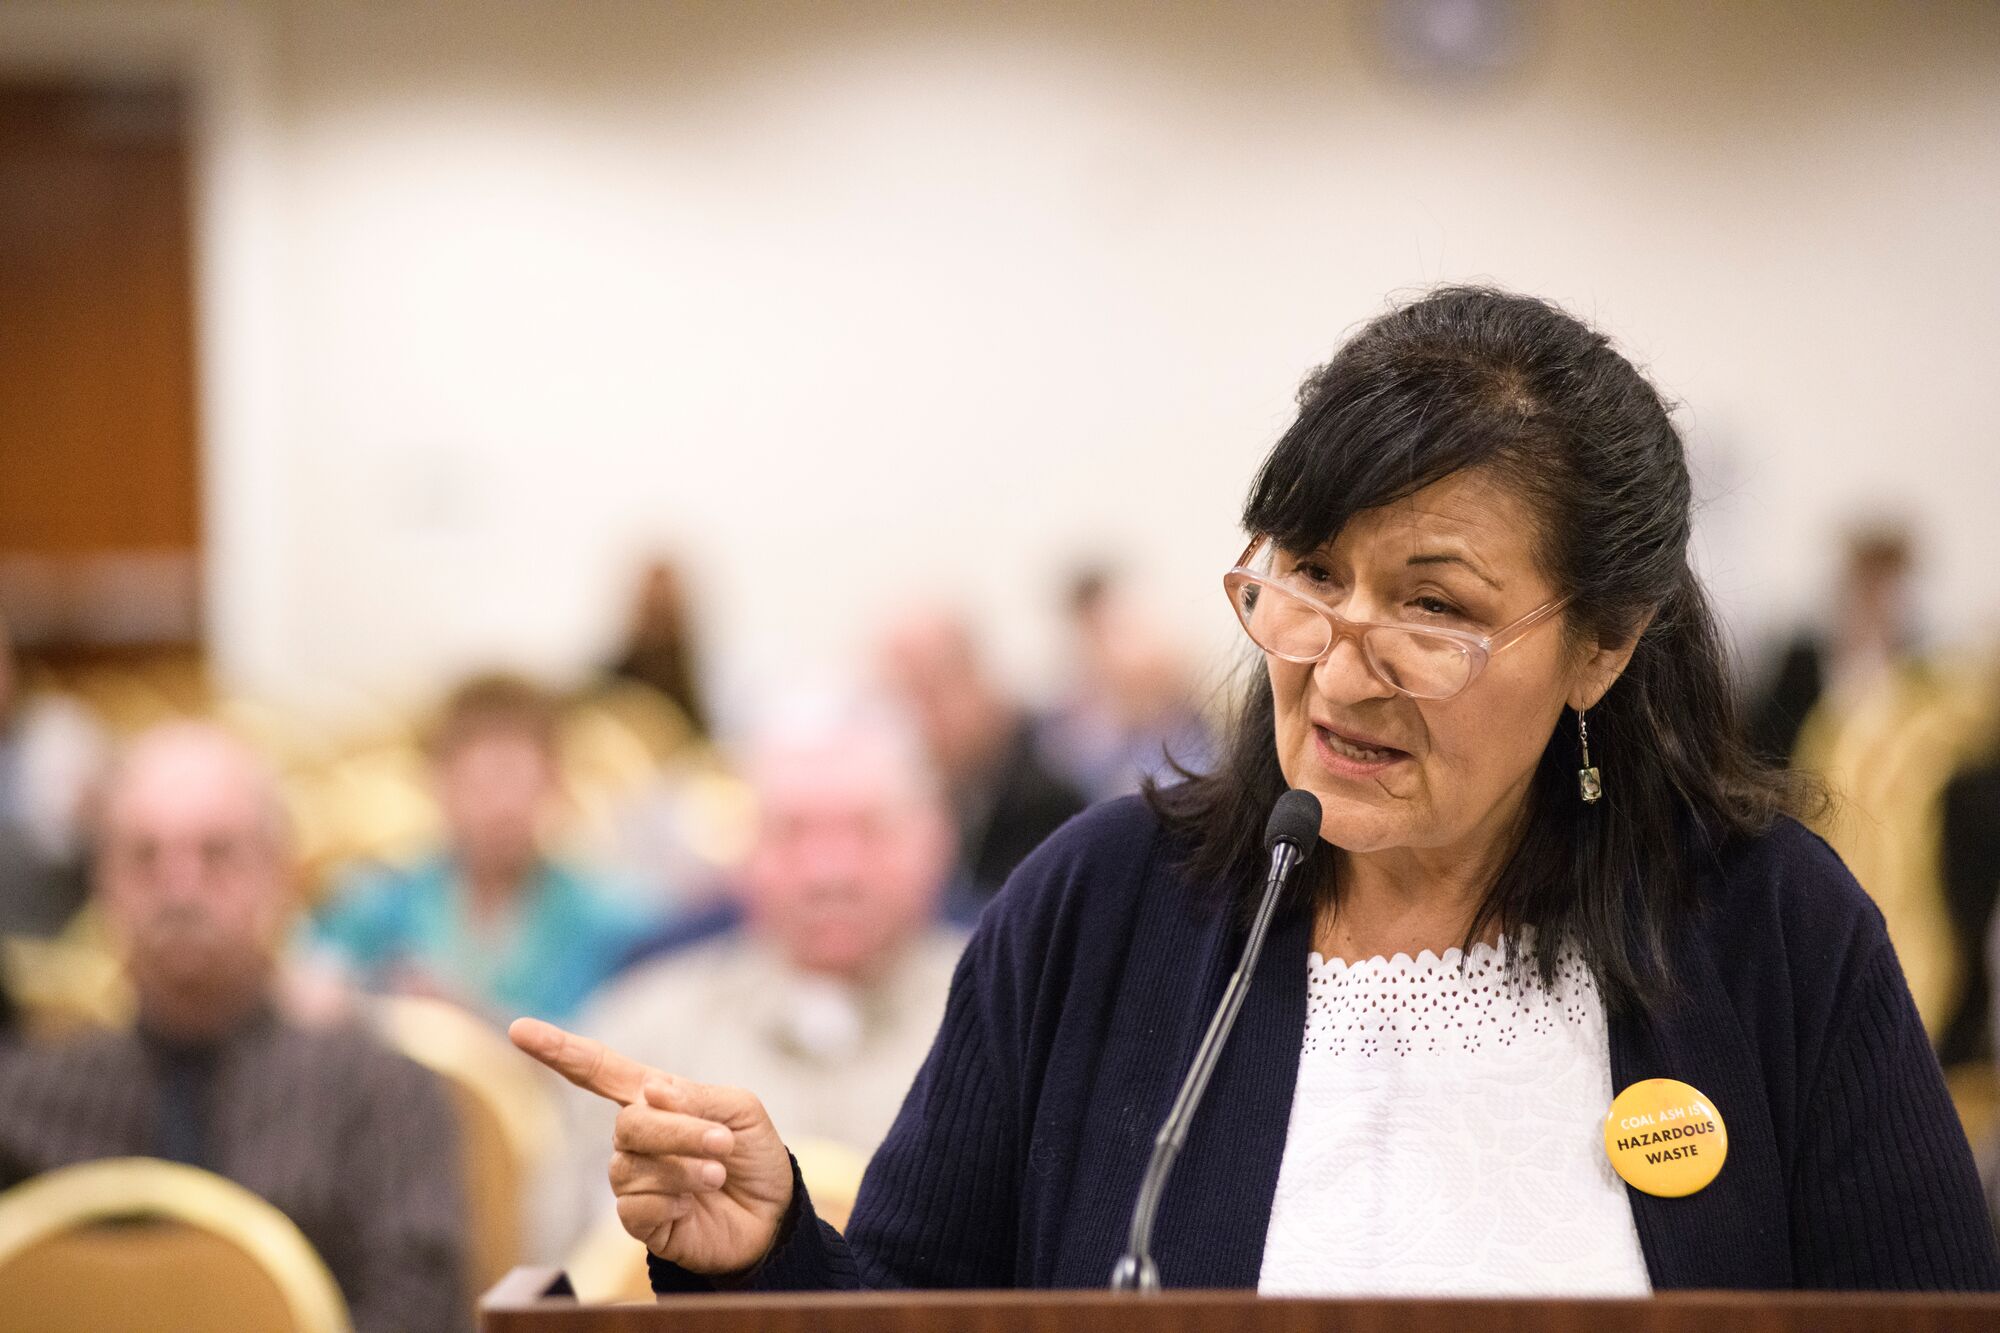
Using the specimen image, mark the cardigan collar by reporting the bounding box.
[1608,923,1793,1288]
[1147,900,1314,1288]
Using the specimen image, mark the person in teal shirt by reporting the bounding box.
[310,675,659,1027]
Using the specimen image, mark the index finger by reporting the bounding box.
[508,1017,657,1106]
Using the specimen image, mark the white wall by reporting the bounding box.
[7,0,2000,723]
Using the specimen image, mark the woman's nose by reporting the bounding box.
[1311,631,1397,703]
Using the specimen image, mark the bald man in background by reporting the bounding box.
[549,697,968,1249]
[0,723,470,1333]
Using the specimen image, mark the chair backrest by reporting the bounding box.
[787,1136,868,1232]
[0,1157,348,1333]
[285,738,440,905]
[370,994,558,1293]
[1,929,133,1038]
[1798,656,2000,1037]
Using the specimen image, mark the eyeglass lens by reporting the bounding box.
[1233,579,1474,698]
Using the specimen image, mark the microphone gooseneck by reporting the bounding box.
[1109,788,1323,1292]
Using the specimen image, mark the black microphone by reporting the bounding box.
[1109,788,1322,1292]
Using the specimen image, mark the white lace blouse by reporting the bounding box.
[1257,938,1652,1297]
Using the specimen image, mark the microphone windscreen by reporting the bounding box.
[1263,789,1323,859]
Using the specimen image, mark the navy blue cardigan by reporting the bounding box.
[654,797,2000,1293]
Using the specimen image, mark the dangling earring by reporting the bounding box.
[1577,709,1602,804]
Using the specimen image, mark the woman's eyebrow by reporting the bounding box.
[1406,551,1503,590]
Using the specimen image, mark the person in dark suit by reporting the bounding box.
[876,610,1085,903]
[0,723,470,1332]
[516,288,1997,1295]
[1942,757,2000,1066]
[605,556,711,740]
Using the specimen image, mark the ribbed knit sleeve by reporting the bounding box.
[1790,932,2000,1288]
[650,935,1020,1292]
[832,949,1019,1287]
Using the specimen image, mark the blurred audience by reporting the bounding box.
[878,610,1085,901]
[0,610,109,936]
[0,722,469,1333]
[556,693,966,1242]
[1038,566,1216,801]
[308,674,656,1027]
[564,676,745,916]
[605,557,709,740]
[1748,523,1919,766]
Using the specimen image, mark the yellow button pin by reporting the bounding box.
[1603,1078,1727,1198]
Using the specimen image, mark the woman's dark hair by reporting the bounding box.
[1147,286,1807,1015]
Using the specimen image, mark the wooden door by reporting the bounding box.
[0,80,202,660]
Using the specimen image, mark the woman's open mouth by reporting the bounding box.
[1313,723,1411,777]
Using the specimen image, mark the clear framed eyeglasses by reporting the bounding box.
[1223,536,1570,701]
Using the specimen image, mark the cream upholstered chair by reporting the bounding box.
[283,736,440,906]
[565,1134,870,1304]
[1797,656,2000,1039]
[369,994,560,1294]
[569,680,698,770]
[0,1157,348,1333]
[2,927,132,1039]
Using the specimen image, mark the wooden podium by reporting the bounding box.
[480,1267,2000,1332]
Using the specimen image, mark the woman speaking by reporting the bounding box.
[513,287,1999,1294]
